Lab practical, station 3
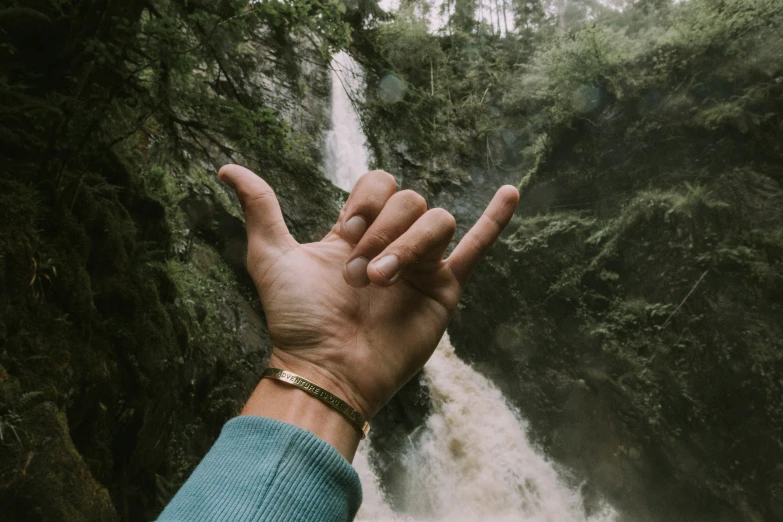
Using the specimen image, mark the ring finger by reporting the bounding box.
[343,189,427,287]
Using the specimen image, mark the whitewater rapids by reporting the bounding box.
[353,335,617,522]
[324,51,617,522]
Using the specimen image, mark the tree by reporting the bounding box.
[453,0,479,32]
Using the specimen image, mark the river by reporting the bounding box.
[324,50,618,522]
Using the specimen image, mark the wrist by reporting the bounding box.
[240,369,361,462]
[268,348,374,420]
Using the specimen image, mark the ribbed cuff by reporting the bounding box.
[157,416,363,522]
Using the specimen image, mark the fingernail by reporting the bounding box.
[373,255,399,281]
[345,257,369,286]
[344,216,367,242]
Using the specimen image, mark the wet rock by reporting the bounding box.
[0,402,118,521]
[368,373,432,511]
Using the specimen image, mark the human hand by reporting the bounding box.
[220,165,518,426]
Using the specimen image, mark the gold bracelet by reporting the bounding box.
[262,368,370,440]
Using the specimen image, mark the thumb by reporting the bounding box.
[218,164,296,255]
[447,185,519,286]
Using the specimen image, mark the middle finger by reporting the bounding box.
[343,189,427,287]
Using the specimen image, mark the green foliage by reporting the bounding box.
[0,0,352,519]
[509,212,597,250]
[360,0,782,190]
[2,0,783,519]
[519,0,781,178]
[667,183,729,217]
[0,411,22,444]
[360,17,530,175]
[0,0,354,193]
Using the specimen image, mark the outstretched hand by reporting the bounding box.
[220,165,519,420]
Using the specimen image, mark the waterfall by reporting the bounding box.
[324,51,371,191]
[355,335,617,522]
[324,52,618,522]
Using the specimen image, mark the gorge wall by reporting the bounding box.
[352,1,783,520]
[0,1,781,521]
[0,2,344,520]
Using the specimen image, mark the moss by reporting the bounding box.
[0,403,119,521]
[1,0,781,520]
[0,150,268,520]
[0,0,349,519]
[450,166,783,520]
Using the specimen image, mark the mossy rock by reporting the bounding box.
[0,402,119,521]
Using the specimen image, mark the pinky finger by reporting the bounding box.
[447,185,519,286]
[367,208,457,287]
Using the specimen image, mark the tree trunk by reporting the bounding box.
[495,0,502,35]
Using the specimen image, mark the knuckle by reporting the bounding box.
[365,169,397,189]
[364,228,394,249]
[393,243,417,263]
[356,193,386,213]
[430,208,457,230]
[402,231,433,260]
[247,189,277,205]
[395,189,427,213]
[464,233,488,255]
[483,211,503,231]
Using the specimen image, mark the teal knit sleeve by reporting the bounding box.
[157,416,363,522]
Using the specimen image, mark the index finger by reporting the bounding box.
[446,185,519,285]
[333,170,398,244]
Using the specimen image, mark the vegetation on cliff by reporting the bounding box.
[354,0,783,520]
[0,1,347,519]
[1,0,781,520]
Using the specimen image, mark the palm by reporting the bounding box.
[221,165,518,419]
[253,236,456,418]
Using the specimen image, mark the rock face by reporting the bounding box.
[424,93,783,522]
[352,3,783,519]
[2,399,119,521]
[2,2,782,522]
[390,126,783,520]
[0,8,343,519]
[0,159,342,522]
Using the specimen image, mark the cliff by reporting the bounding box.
[356,1,783,520]
[1,1,781,521]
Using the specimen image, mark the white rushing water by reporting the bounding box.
[324,51,618,522]
[324,51,371,191]
[354,335,617,522]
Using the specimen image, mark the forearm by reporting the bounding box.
[241,376,361,461]
[158,164,517,522]
[157,378,363,522]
